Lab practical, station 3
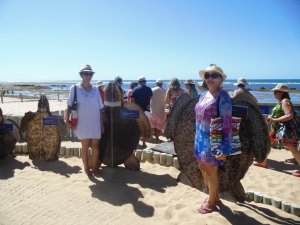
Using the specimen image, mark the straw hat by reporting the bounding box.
[198,81,203,86]
[271,83,290,92]
[199,64,227,80]
[96,81,105,87]
[184,79,196,85]
[234,77,248,86]
[79,64,95,74]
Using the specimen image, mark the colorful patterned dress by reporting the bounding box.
[270,99,297,147]
[194,90,232,166]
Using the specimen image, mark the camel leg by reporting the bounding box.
[124,154,140,171]
[232,180,246,202]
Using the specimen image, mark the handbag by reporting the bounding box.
[276,102,300,148]
[280,115,300,147]
[210,94,244,156]
[69,86,78,126]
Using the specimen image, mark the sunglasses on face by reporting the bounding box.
[81,72,93,77]
[204,72,221,79]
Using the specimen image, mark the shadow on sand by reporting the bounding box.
[89,166,178,218]
[32,159,81,178]
[0,155,30,179]
[266,158,299,175]
[217,201,299,225]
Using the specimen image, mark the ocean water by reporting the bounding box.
[2,79,300,104]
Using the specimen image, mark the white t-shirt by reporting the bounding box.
[150,86,166,114]
[67,84,104,139]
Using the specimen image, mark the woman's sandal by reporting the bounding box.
[253,162,268,168]
[292,170,300,177]
[197,202,217,214]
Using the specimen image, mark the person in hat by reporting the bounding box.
[184,79,199,98]
[197,81,207,93]
[96,81,105,102]
[66,64,104,177]
[150,79,167,142]
[114,76,126,99]
[195,64,232,213]
[131,76,153,147]
[165,78,185,118]
[232,77,257,103]
[253,83,300,177]
[0,107,3,124]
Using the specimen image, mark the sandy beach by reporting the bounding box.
[0,97,300,225]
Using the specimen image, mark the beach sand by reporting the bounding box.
[0,97,300,225]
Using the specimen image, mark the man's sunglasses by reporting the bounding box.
[204,72,221,79]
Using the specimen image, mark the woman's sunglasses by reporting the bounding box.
[204,72,221,79]
[81,72,93,77]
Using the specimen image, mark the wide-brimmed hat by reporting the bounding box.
[79,64,95,74]
[96,81,105,87]
[234,77,248,86]
[271,83,290,92]
[184,79,196,85]
[199,64,227,80]
[138,76,146,82]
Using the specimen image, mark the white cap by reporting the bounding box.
[138,76,146,82]
[156,78,163,84]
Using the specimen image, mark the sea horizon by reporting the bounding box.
[1,79,300,104]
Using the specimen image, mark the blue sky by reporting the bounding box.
[0,0,299,81]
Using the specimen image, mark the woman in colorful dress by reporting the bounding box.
[254,83,300,177]
[195,64,232,213]
[66,64,104,177]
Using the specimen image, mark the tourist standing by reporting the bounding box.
[96,81,105,102]
[232,77,257,103]
[253,83,300,177]
[114,76,126,100]
[165,78,185,116]
[184,79,199,98]
[66,64,104,177]
[126,81,138,102]
[131,76,153,146]
[195,64,232,213]
[150,79,167,142]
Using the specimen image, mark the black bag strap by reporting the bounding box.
[71,85,78,111]
[74,85,77,102]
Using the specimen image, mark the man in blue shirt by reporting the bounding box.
[131,76,153,112]
[131,76,153,147]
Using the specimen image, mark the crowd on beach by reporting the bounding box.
[1,63,300,216]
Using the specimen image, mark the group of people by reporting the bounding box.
[64,63,300,215]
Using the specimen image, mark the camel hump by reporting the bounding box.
[124,102,151,139]
[165,93,195,139]
[20,111,35,132]
[232,93,271,162]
